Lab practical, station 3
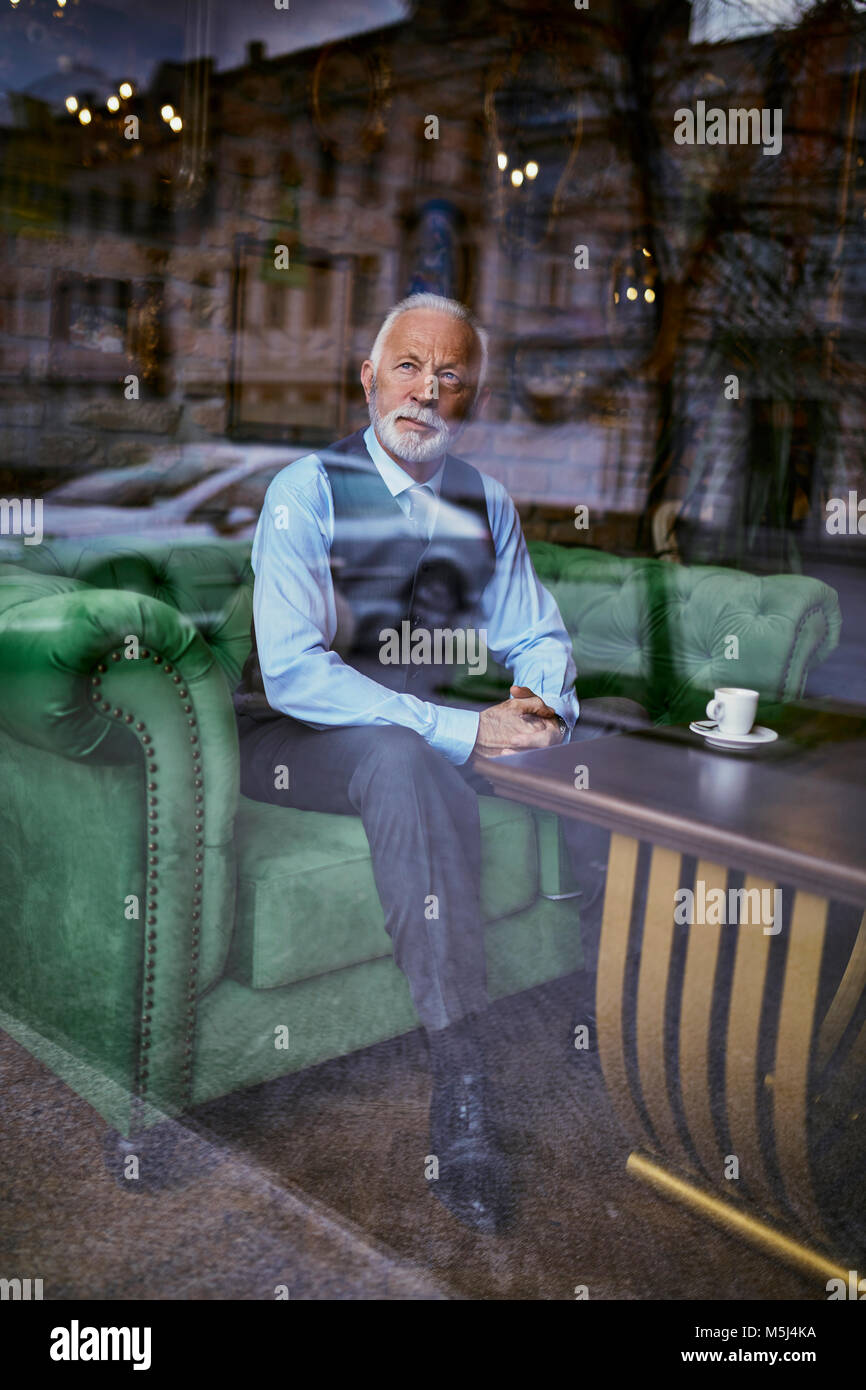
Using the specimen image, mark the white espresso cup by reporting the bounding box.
[706,687,759,737]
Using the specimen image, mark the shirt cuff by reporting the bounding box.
[541,692,580,730]
[429,704,481,765]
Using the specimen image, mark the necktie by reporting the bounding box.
[405,483,437,541]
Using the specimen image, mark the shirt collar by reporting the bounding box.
[363,424,445,500]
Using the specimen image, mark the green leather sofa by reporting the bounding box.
[0,538,841,1153]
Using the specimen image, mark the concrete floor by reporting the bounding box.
[194,972,843,1301]
[0,1029,448,1300]
[1,971,848,1301]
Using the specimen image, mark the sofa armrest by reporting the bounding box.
[0,586,239,1124]
[774,579,842,701]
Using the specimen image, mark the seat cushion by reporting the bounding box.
[227,792,540,990]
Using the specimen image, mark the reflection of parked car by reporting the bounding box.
[7,447,490,655]
[43,446,239,508]
[30,446,309,543]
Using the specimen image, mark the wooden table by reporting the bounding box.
[475,700,866,1283]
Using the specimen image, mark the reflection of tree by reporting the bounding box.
[675,224,840,567]
[620,0,866,567]
[485,22,617,254]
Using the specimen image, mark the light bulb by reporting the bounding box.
[65,95,78,113]
[169,115,182,132]
[511,168,523,187]
[626,286,638,301]
[107,95,120,112]
[496,152,507,171]
[160,104,174,122]
[644,288,656,303]
[525,161,538,179]
[119,82,133,99]
[78,108,92,125]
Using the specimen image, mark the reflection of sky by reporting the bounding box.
[689,0,866,44]
[0,0,406,106]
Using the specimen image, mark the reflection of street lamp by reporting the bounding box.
[119,82,133,100]
[626,286,638,301]
[525,161,539,180]
[78,108,92,125]
[107,95,120,112]
[65,95,78,113]
[511,168,523,187]
[496,152,508,171]
[169,115,182,132]
[644,288,656,303]
[160,104,174,122]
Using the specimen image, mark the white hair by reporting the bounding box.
[369,293,489,402]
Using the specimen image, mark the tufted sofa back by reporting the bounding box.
[0,536,841,727]
[0,539,254,689]
[528,543,841,723]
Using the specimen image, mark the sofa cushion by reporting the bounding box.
[227,791,540,990]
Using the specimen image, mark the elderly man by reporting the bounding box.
[233,292,636,1232]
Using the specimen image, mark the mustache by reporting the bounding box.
[388,402,448,430]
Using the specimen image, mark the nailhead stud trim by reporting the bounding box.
[89,646,204,1109]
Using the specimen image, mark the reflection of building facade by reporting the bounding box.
[0,0,864,556]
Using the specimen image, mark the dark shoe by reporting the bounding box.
[426,1016,515,1233]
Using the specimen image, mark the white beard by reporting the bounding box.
[368,385,459,464]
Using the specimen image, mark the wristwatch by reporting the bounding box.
[553,714,569,742]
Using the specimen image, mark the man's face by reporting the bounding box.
[361,309,482,468]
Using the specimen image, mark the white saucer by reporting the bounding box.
[689,720,778,749]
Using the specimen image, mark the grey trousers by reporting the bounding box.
[236,697,650,1032]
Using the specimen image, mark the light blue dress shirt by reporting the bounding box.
[249,424,580,765]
